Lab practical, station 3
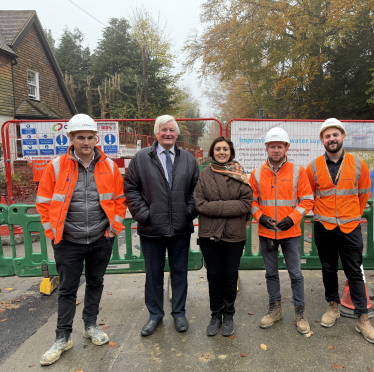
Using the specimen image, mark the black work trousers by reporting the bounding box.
[200,238,245,318]
[314,222,367,316]
[53,235,114,333]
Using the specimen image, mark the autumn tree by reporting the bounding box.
[185,0,374,119]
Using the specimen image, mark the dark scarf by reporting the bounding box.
[210,160,250,185]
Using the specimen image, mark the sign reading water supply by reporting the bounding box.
[20,121,120,159]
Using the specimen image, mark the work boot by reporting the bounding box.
[83,323,109,345]
[355,314,374,343]
[321,301,340,327]
[260,301,283,329]
[206,313,222,336]
[294,304,310,334]
[40,329,73,366]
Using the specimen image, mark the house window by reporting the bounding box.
[27,70,39,100]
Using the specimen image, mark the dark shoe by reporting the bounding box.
[207,314,222,336]
[40,330,73,366]
[141,319,162,336]
[222,317,234,337]
[174,316,189,332]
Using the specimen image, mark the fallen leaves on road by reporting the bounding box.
[76,299,83,306]
[328,346,335,350]
[367,367,373,372]
[29,308,36,311]
[12,299,20,303]
[101,326,110,330]
[5,288,13,291]
[257,282,261,285]
[28,364,35,368]
[0,309,5,313]
[108,342,116,348]
[332,364,344,370]
[199,275,204,278]
[315,320,320,323]
[77,370,83,372]
[0,319,8,322]
[247,312,254,315]
[260,344,267,351]
[305,331,313,338]
[98,323,105,326]
[107,292,112,295]
[228,335,237,339]
[22,296,28,300]
[311,289,314,291]
[240,353,247,357]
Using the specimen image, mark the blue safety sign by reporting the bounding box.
[56,135,68,145]
[104,134,116,144]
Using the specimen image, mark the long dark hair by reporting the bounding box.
[208,136,235,162]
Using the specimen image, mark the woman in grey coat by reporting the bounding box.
[194,136,252,337]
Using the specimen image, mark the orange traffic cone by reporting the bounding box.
[0,196,7,205]
[309,230,312,239]
[340,279,372,310]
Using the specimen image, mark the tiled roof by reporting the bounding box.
[0,28,16,56]
[16,99,62,119]
[0,10,35,45]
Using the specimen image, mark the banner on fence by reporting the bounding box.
[20,121,120,159]
[231,120,374,176]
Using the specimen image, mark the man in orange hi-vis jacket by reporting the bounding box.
[306,118,374,344]
[36,114,126,366]
[249,127,314,335]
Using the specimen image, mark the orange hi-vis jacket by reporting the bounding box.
[249,157,314,239]
[306,153,371,234]
[36,146,126,243]
[28,160,49,182]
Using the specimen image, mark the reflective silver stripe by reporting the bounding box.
[52,193,66,202]
[114,194,125,200]
[52,228,56,237]
[261,200,294,206]
[354,155,361,188]
[106,158,115,175]
[254,168,261,198]
[359,187,371,195]
[111,228,118,234]
[36,195,52,204]
[114,214,124,224]
[314,214,361,224]
[253,196,259,202]
[310,160,319,189]
[299,194,314,201]
[42,222,51,231]
[100,193,114,201]
[295,206,306,217]
[52,157,60,181]
[251,206,260,214]
[316,188,358,197]
[292,164,300,207]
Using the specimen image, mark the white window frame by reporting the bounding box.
[27,70,40,100]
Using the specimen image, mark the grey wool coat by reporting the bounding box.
[194,166,253,242]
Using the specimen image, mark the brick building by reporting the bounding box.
[0,10,77,133]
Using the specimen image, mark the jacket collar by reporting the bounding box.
[150,140,180,157]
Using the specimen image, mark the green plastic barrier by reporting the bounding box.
[0,204,15,277]
[237,199,374,270]
[6,204,203,277]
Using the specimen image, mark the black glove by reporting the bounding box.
[259,215,277,230]
[276,216,294,231]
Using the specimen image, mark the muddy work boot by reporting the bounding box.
[83,323,109,345]
[355,314,374,343]
[260,301,283,329]
[40,329,73,366]
[321,301,340,327]
[294,304,310,334]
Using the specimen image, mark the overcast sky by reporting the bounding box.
[9,0,212,116]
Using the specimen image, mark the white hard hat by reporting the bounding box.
[67,114,97,134]
[319,118,345,137]
[265,127,290,147]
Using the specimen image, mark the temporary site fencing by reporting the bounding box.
[0,118,222,204]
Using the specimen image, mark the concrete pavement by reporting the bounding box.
[1,267,374,372]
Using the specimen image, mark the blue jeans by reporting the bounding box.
[260,236,305,306]
[53,235,114,332]
[140,234,191,321]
